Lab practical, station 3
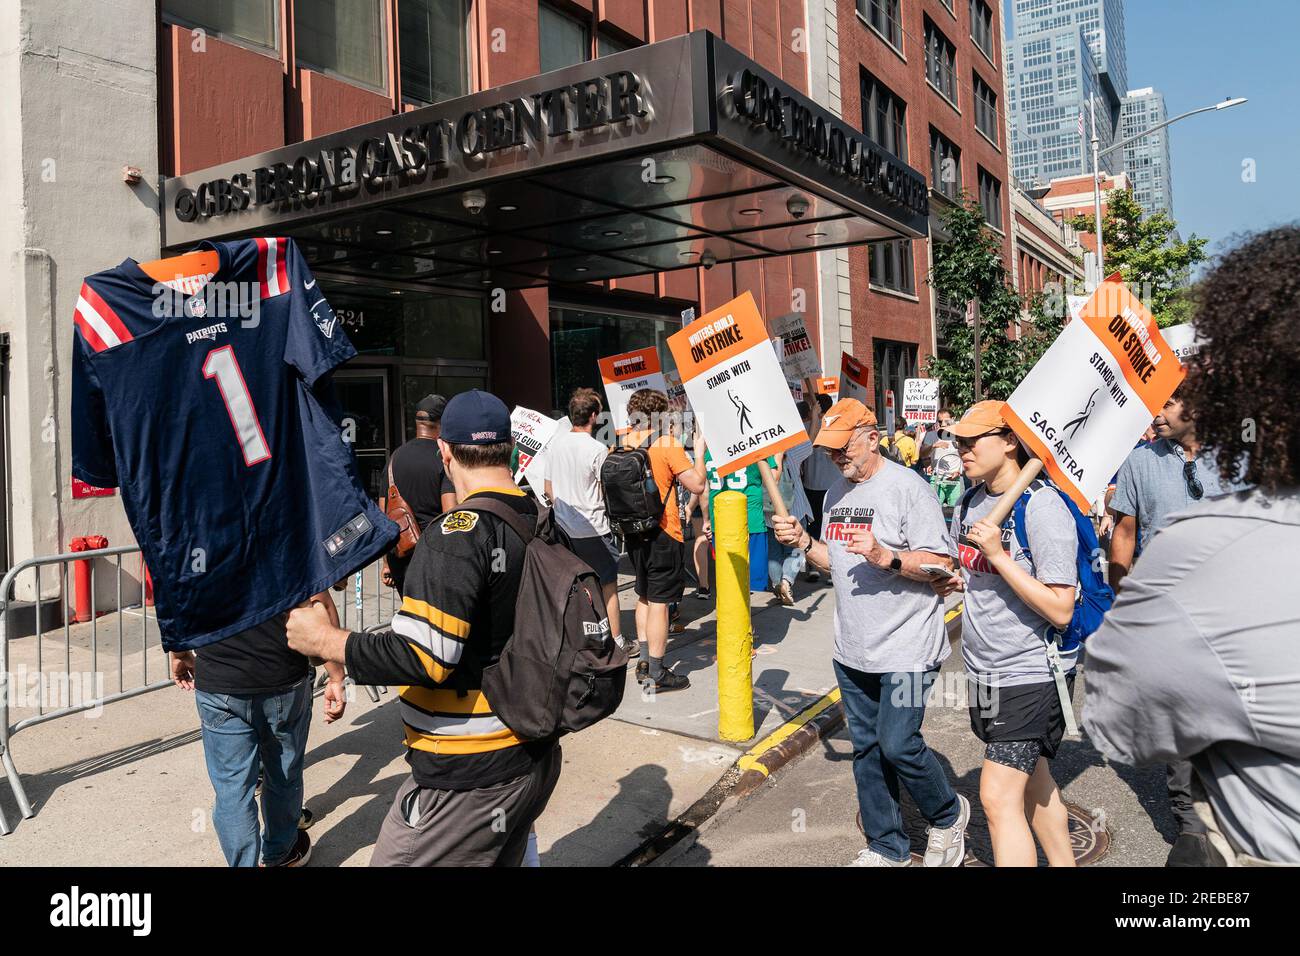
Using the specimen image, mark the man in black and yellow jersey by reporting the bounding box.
[287,390,560,866]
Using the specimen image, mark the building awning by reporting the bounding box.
[161,31,929,291]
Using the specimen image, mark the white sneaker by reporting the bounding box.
[923,794,970,867]
[848,847,912,867]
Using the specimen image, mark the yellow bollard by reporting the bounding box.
[714,489,755,741]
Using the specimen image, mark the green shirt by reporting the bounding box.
[704,450,776,534]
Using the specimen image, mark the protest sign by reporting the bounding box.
[772,312,821,379]
[509,406,567,487]
[598,346,668,433]
[667,291,808,478]
[815,376,839,394]
[1003,275,1185,512]
[839,352,870,406]
[902,378,940,425]
[1161,323,1203,363]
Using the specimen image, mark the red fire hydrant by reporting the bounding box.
[69,535,108,623]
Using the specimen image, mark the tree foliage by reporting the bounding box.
[926,197,1066,410]
[1066,188,1207,325]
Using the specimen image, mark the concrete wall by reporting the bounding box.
[0,0,158,597]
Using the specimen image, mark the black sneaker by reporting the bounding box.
[1166,832,1216,867]
[298,808,315,831]
[264,829,312,868]
[635,660,649,683]
[693,587,712,600]
[653,669,691,693]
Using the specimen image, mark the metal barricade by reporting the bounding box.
[1,546,400,835]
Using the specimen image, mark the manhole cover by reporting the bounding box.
[857,787,1109,866]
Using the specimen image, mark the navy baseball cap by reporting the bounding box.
[440,390,512,445]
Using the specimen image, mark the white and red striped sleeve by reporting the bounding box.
[73,282,134,352]
[255,236,291,298]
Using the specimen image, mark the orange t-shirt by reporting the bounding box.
[625,430,692,542]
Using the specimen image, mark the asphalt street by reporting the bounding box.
[667,633,1179,868]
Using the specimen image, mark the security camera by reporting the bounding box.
[701,251,717,270]
[462,189,487,216]
[787,194,810,219]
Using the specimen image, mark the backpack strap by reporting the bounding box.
[459,495,537,545]
[957,484,980,526]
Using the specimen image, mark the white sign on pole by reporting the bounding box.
[902,378,940,424]
[1004,277,1186,510]
[510,407,567,487]
[598,346,668,433]
[1161,323,1203,363]
[772,312,821,378]
[667,293,809,476]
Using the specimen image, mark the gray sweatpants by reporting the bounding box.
[370,745,562,867]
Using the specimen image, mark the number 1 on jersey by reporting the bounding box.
[203,345,271,466]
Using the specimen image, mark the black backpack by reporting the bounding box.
[461,497,629,740]
[599,435,676,537]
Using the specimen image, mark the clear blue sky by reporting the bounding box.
[1003,0,1300,261]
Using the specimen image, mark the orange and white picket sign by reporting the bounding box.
[1004,274,1185,512]
[598,345,667,434]
[840,351,870,406]
[667,291,808,477]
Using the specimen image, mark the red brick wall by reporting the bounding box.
[835,0,1011,398]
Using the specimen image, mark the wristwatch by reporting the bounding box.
[888,550,902,572]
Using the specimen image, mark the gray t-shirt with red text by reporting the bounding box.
[822,459,956,673]
[953,483,1079,686]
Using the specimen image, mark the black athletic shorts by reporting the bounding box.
[969,674,1075,773]
[625,526,685,604]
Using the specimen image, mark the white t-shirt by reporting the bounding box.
[546,429,610,538]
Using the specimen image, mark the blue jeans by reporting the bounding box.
[833,660,960,862]
[195,675,312,866]
[767,528,806,587]
[748,531,768,592]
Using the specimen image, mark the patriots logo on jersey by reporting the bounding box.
[311,302,337,340]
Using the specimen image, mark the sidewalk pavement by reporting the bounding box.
[0,567,841,865]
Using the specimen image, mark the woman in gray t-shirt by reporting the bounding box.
[934,401,1079,867]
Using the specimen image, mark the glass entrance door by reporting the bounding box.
[398,366,487,441]
[333,369,390,500]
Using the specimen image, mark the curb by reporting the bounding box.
[618,602,966,866]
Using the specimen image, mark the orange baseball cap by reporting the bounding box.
[943,400,1010,438]
[813,398,879,450]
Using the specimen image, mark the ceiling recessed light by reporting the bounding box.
[498,204,518,212]
[652,175,675,185]
[376,228,394,236]
[481,279,493,285]
[679,250,699,259]
[488,249,503,255]
[807,231,827,239]
[574,267,589,273]
[739,207,762,216]
[390,289,403,295]
[601,229,622,237]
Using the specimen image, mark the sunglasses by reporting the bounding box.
[1183,460,1204,500]
[954,428,1010,451]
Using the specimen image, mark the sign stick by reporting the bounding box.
[984,457,1045,526]
[756,459,789,520]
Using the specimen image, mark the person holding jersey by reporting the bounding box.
[931,401,1078,867]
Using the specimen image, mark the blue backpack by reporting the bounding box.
[959,479,1114,654]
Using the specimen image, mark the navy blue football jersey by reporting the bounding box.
[71,237,397,652]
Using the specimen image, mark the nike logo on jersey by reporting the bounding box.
[186,322,228,345]
[305,278,317,289]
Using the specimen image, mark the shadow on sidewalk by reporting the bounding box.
[541,763,675,866]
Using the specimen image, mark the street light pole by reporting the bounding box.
[1090,93,1105,279]
[1087,95,1247,278]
